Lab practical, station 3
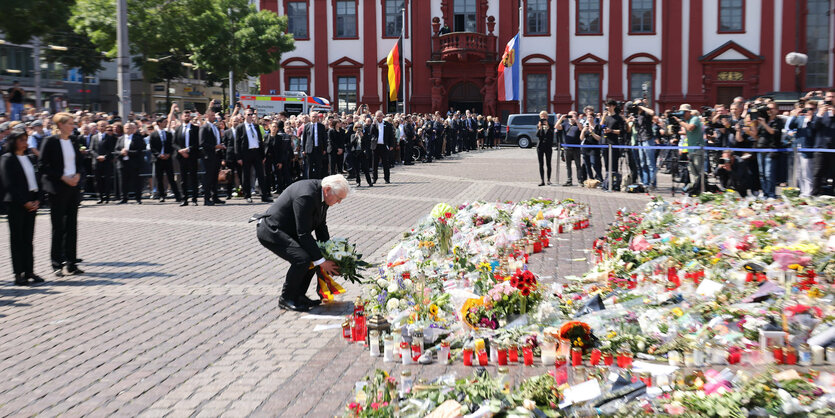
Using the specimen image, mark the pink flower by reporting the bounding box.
[629,235,652,252]
[664,404,685,415]
[772,249,812,270]
[493,292,502,301]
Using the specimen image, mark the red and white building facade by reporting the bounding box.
[259,0,834,119]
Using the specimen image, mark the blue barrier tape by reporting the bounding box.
[558,143,835,153]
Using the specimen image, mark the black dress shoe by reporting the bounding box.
[14,273,28,286]
[299,294,322,306]
[261,197,274,203]
[27,273,45,283]
[180,200,189,207]
[204,200,215,206]
[96,199,104,204]
[212,198,226,204]
[538,182,545,186]
[117,200,128,204]
[65,265,84,276]
[279,297,311,312]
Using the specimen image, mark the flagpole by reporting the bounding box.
[518,3,523,114]
[402,7,408,114]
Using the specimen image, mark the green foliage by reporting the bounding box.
[0,0,74,44]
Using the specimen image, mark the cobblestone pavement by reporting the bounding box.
[0,148,657,417]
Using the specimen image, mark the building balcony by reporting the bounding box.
[433,31,497,62]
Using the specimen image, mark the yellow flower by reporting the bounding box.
[607,331,617,339]
[671,307,684,317]
[808,288,823,298]
[429,304,439,316]
[478,262,492,272]
[711,257,720,265]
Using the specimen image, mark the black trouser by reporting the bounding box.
[583,150,603,182]
[49,188,79,270]
[304,147,325,179]
[257,222,317,301]
[179,155,199,202]
[537,146,552,182]
[276,161,292,193]
[202,157,220,201]
[264,158,277,193]
[7,199,36,276]
[119,163,142,202]
[352,149,373,185]
[564,147,583,183]
[372,145,391,183]
[487,135,494,148]
[329,151,343,174]
[94,163,113,201]
[811,151,834,196]
[242,149,269,199]
[81,158,94,193]
[153,158,181,200]
[603,147,621,175]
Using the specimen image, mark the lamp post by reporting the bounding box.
[785,52,808,94]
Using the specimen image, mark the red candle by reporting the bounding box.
[509,345,519,363]
[603,353,614,366]
[554,355,567,368]
[411,343,422,361]
[571,348,583,366]
[542,237,549,247]
[477,349,488,366]
[590,348,602,366]
[771,346,784,364]
[497,348,508,365]
[558,224,564,233]
[554,356,568,385]
[463,348,473,366]
[523,345,534,366]
[533,241,542,253]
[783,347,797,365]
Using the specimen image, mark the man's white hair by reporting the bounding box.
[322,174,350,196]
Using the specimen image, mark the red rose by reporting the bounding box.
[445,212,453,219]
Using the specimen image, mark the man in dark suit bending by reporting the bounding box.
[255,174,348,312]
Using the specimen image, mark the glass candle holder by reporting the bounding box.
[523,345,534,366]
[590,348,602,366]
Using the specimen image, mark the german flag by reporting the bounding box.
[386,37,402,102]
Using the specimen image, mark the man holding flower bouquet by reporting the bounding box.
[254,175,349,312]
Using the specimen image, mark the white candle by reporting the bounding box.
[811,345,825,365]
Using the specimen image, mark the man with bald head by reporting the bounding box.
[302,112,327,179]
[115,122,146,204]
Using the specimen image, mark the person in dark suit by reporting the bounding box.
[199,103,226,206]
[302,112,327,180]
[370,111,395,184]
[327,119,345,176]
[174,108,200,206]
[812,89,835,196]
[275,125,295,193]
[255,174,348,312]
[536,110,554,186]
[236,109,273,203]
[148,114,182,203]
[1,129,43,285]
[223,114,242,199]
[349,122,373,186]
[264,120,283,194]
[90,121,116,203]
[38,112,84,277]
[114,122,145,204]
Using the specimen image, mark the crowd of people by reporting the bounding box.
[0,102,506,285]
[535,89,835,198]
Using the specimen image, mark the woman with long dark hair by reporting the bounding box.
[536,111,554,186]
[1,129,43,285]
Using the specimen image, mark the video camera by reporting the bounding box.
[625,101,640,115]
[748,103,769,120]
[701,106,715,118]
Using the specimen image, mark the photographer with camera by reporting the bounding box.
[786,100,817,196]
[749,101,782,199]
[602,99,625,191]
[669,104,704,195]
[556,111,582,186]
[579,107,603,184]
[535,111,554,186]
[625,99,656,189]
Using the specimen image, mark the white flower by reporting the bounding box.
[387,282,399,293]
[399,299,409,309]
[369,288,379,297]
[386,298,400,312]
[522,399,536,411]
[376,278,388,288]
[402,279,413,288]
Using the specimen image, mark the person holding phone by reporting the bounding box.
[535,111,554,186]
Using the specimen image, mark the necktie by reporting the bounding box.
[313,124,318,146]
[160,130,166,154]
[185,125,190,148]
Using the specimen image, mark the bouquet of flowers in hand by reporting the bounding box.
[318,238,372,284]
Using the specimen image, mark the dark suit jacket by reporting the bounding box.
[260,179,329,260]
[302,122,327,154]
[326,128,344,154]
[38,134,84,195]
[148,129,175,162]
[235,123,265,158]
[173,123,200,158]
[812,112,835,149]
[0,153,40,204]
[223,128,238,162]
[199,122,223,162]
[113,133,146,168]
[369,121,396,150]
[90,132,116,169]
